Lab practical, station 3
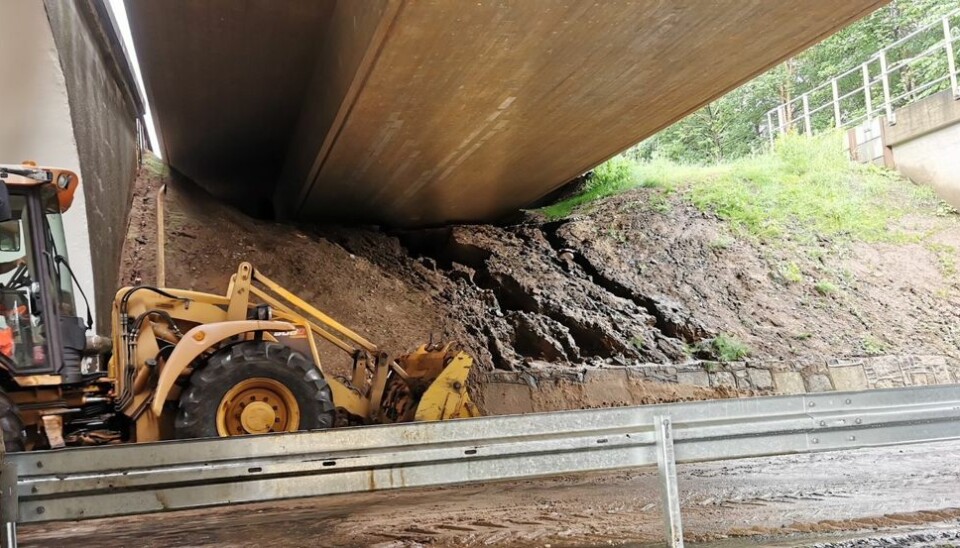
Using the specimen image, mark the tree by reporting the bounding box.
[637,0,957,164]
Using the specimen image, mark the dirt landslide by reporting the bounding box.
[122,156,960,408]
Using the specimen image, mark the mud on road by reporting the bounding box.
[20,440,960,547]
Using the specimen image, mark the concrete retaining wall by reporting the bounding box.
[885,90,960,209]
[42,1,142,330]
[849,90,960,211]
[482,354,960,414]
[0,0,101,327]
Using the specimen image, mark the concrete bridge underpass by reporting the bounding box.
[125,0,888,225]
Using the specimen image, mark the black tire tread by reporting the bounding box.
[175,341,334,439]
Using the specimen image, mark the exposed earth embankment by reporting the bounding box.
[122,146,960,408]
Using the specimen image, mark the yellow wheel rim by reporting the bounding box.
[216,377,301,437]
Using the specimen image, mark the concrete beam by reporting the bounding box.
[885,89,960,147]
[124,0,337,217]
[128,0,887,225]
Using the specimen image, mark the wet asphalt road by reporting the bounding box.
[19,440,960,547]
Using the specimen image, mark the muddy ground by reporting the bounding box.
[20,440,960,547]
[123,159,753,409]
[101,158,960,546]
[123,157,960,377]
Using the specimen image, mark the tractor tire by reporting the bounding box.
[175,341,335,440]
[0,390,25,453]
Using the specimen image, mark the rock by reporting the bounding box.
[805,373,834,393]
[773,371,806,394]
[677,370,710,387]
[828,365,868,391]
[710,371,736,388]
[747,368,774,390]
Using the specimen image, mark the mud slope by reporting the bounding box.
[120,161,460,374]
[122,156,960,373]
[553,190,960,367]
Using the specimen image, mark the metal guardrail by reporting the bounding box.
[4,384,960,547]
[766,9,960,140]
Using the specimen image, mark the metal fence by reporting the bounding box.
[766,9,960,141]
[4,384,960,547]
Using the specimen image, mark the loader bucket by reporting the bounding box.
[380,344,480,422]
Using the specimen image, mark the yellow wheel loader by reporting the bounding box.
[0,163,478,451]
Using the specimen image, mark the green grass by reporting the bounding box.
[926,242,957,277]
[813,280,837,297]
[539,156,639,219]
[699,333,751,362]
[777,261,803,284]
[814,280,838,296]
[539,133,949,245]
[861,336,886,356]
[143,154,167,177]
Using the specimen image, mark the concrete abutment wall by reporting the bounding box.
[884,90,960,209]
[42,0,143,330]
[849,90,960,210]
[481,354,960,415]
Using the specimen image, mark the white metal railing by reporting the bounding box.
[765,9,960,141]
[5,384,960,547]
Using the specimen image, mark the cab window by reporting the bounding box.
[0,195,47,368]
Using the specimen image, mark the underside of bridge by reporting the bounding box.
[125,0,887,226]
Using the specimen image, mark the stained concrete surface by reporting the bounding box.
[884,90,960,211]
[20,440,960,546]
[42,0,141,328]
[0,0,140,330]
[125,0,888,225]
[123,0,337,217]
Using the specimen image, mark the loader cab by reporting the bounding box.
[0,166,88,384]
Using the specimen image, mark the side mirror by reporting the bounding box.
[0,181,11,223]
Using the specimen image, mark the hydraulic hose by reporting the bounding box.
[116,287,188,411]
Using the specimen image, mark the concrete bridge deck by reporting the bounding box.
[125,0,887,225]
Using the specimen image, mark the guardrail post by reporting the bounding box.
[655,415,684,548]
[879,50,895,124]
[802,93,812,136]
[1,519,14,548]
[0,432,17,548]
[944,16,959,99]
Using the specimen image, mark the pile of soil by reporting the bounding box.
[121,157,960,377]
[121,162,455,375]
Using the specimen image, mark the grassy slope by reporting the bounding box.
[540,134,953,246]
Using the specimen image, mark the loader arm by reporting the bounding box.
[234,264,478,422]
[115,262,479,443]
